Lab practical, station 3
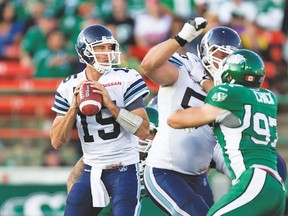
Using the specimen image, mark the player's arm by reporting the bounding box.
[49,111,77,149]
[129,107,150,140]
[67,157,84,193]
[141,38,181,86]
[49,82,83,149]
[201,80,214,93]
[141,17,207,86]
[167,103,221,129]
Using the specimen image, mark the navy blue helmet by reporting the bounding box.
[75,24,121,74]
[197,26,242,84]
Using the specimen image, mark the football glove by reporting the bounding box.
[175,17,208,46]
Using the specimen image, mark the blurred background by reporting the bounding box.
[0,0,287,215]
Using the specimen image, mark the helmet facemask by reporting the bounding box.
[78,38,121,74]
[199,43,237,86]
[197,26,242,86]
[138,138,153,154]
[138,122,157,154]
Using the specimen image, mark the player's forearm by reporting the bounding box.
[141,39,180,74]
[167,107,211,129]
[101,99,149,138]
[133,116,149,140]
[168,104,220,129]
[167,108,198,129]
[50,107,78,149]
[105,100,120,119]
[142,17,208,74]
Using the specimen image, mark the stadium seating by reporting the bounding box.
[0,78,79,140]
[0,61,34,79]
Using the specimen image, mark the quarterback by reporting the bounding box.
[49,24,150,216]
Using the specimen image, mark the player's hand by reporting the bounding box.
[191,68,211,86]
[186,53,211,86]
[72,81,85,109]
[177,17,208,43]
[90,81,112,108]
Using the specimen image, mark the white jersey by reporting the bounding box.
[146,53,216,175]
[212,143,230,178]
[52,68,150,169]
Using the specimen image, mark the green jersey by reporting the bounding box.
[205,83,278,183]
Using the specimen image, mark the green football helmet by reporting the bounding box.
[221,49,266,87]
[145,106,158,131]
[138,106,159,154]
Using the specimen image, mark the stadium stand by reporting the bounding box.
[0,61,34,78]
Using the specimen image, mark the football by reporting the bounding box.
[77,81,102,116]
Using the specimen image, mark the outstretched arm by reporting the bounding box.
[167,103,221,129]
[141,38,180,86]
[141,17,208,86]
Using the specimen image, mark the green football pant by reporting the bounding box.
[208,167,286,216]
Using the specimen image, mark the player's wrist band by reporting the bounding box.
[116,109,143,134]
[174,35,187,47]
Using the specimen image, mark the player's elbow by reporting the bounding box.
[167,117,178,129]
[141,58,155,76]
[49,132,66,149]
[167,114,184,129]
[50,138,62,149]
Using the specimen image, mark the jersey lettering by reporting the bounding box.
[63,74,78,83]
[244,105,277,147]
[79,101,121,142]
[181,87,206,108]
[79,112,94,142]
[253,91,275,105]
[114,68,129,73]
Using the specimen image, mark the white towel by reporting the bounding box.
[90,167,110,207]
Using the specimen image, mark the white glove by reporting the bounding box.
[176,17,208,45]
[186,53,211,86]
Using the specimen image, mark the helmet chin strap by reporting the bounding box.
[92,62,110,74]
[214,72,222,86]
[91,54,113,74]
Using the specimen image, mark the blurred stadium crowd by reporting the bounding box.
[0,0,287,167]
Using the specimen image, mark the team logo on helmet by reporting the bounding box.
[226,54,246,64]
[101,36,112,40]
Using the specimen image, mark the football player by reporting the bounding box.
[66,106,159,196]
[140,18,243,215]
[168,49,286,215]
[194,25,287,183]
[49,24,150,216]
